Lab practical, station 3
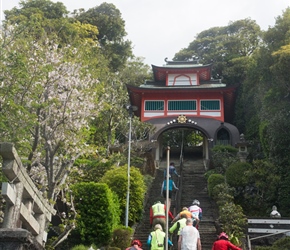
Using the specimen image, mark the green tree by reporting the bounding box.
[0,27,101,200]
[100,165,146,226]
[211,145,238,174]
[173,18,261,83]
[243,160,280,215]
[119,57,152,86]
[75,2,132,71]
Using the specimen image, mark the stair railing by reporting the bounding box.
[174,137,184,214]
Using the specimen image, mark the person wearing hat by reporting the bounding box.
[212,232,242,250]
[188,199,202,229]
[150,201,174,231]
[161,175,178,210]
[147,224,173,250]
[126,239,143,250]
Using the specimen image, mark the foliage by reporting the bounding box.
[100,166,146,226]
[213,183,235,207]
[143,174,154,190]
[119,57,152,86]
[4,0,69,20]
[110,226,133,250]
[162,129,203,149]
[211,145,239,174]
[212,182,246,245]
[254,236,290,250]
[70,153,124,183]
[71,245,93,250]
[218,202,247,244]
[212,145,239,153]
[207,174,225,198]
[173,18,261,83]
[204,169,217,180]
[0,29,100,199]
[69,182,120,247]
[242,160,280,215]
[75,2,132,71]
[225,162,251,188]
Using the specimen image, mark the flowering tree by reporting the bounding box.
[0,28,101,200]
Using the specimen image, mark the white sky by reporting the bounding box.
[1,0,290,66]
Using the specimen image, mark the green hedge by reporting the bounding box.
[70,182,120,247]
[101,165,146,226]
[110,226,133,250]
[207,173,225,198]
[225,162,251,188]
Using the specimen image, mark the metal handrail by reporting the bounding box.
[175,137,184,214]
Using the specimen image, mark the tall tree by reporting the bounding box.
[0,26,101,200]
[173,18,261,84]
[74,2,133,72]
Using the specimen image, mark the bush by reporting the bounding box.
[110,226,133,250]
[218,202,247,244]
[211,145,239,174]
[69,182,120,247]
[212,145,239,153]
[204,169,217,180]
[225,162,251,188]
[255,236,290,250]
[213,183,235,207]
[208,173,225,198]
[101,165,146,226]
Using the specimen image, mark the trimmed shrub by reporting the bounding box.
[111,226,133,250]
[204,169,217,181]
[212,145,239,153]
[225,162,251,188]
[101,165,146,226]
[69,182,120,247]
[208,173,225,198]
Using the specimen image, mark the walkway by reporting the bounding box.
[133,153,218,250]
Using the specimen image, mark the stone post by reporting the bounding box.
[0,143,56,249]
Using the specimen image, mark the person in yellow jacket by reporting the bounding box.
[147,224,173,250]
[169,213,187,242]
[150,201,174,231]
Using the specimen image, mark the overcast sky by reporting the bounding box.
[1,0,290,66]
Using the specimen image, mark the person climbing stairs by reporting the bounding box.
[133,154,218,250]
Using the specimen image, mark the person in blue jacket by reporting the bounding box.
[161,175,178,210]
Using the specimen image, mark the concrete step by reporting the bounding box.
[133,155,219,250]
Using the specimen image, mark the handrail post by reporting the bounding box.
[165,146,170,250]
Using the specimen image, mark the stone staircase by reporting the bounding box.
[180,154,218,249]
[133,163,167,249]
[133,153,218,250]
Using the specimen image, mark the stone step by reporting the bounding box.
[133,155,218,250]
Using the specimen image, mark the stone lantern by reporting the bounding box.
[235,133,249,162]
